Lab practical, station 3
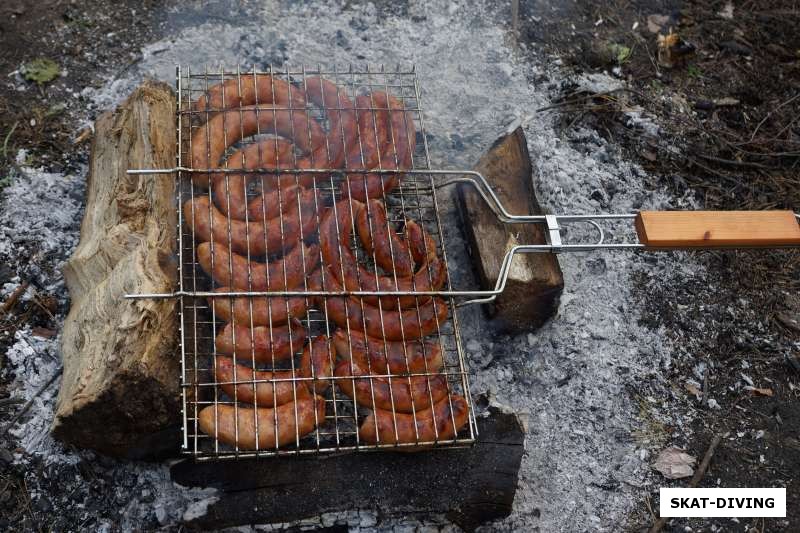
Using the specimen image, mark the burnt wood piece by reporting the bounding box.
[457,126,563,332]
[52,80,181,459]
[172,406,524,532]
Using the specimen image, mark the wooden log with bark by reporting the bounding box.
[52,80,181,459]
[457,126,564,332]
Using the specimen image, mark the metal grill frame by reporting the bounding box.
[172,64,478,460]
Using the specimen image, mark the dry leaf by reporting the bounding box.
[653,447,696,479]
[647,14,670,34]
[718,2,734,20]
[745,386,774,397]
[685,382,702,399]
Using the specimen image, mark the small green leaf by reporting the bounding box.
[609,43,632,64]
[22,58,60,84]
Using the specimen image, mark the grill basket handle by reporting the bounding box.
[635,210,800,248]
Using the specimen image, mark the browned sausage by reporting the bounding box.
[303,76,358,169]
[190,106,326,188]
[319,200,447,309]
[214,356,304,407]
[196,241,319,291]
[334,359,449,413]
[215,319,306,362]
[197,394,326,450]
[193,73,306,114]
[184,187,320,256]
[209,288,311,326]
[355,199,413,276]
[211,139,296,220]
[214,335,332,406]
[331,329,443,375]
[318,269,449,341]
[359,394,469,445]
[343,91,416,200]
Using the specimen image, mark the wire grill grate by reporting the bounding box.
[175,65,478,460]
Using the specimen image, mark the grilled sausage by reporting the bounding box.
[332,329,443,375]
[303,76,358,169]
[209,288,311,326]
[184,187,320,256]
[193,73,306,114]
[355,199,413,276]
[196,241,319,291]
[318,268,448,341]
[319,200,447,309]
[190,106,326,188]
[215,319,306,362]
[214,356,303,407]
[343,92,416,200]
[211,139,296,220]
[334,359,449,413]
[359,394,469,446]
[197,394,326,450]
[214,335,333,406]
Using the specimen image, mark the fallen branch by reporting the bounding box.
[648,432,726,533]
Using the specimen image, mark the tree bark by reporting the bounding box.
[52,80,181,459]
[457,126,563,332]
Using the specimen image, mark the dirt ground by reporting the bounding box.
[515,0,800,531]
[1,0,798,531]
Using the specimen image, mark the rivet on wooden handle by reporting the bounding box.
[635,211,800,248]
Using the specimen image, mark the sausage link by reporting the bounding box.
[343,91,416,200]
[215,319,306,362]
[355,199,413,276]
[213,335,332,406]
[209,288,311,326]
[190,106,326,188]
[319,200,447,309]
[197,241,319,291]
[197,394,326,450]
[297,334,334,394]
[318,268,448,341]
[184,187,320,256]
[334,359,449,413]
[193,74,306,114]
[303,76,358,169]
[211,139,296,220]
[359,394,469,445]
[214,356,304,407]
[332,329,443,375]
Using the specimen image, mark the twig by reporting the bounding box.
[695,153,774,170]
[1,282,29,315]
[701,363,709,408]
[2,120,19,160]
[747,93,800,143]
[648,432,726,533]
[0,366,63,438]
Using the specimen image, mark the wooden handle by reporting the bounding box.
[635,210,800,248]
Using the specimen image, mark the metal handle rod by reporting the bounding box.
[124,167,799,307]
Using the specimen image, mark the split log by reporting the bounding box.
[52,80,181,459]
[172,405,525,532]
[457,126,563,332]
